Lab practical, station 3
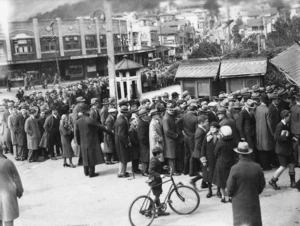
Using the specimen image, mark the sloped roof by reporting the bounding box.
[115,55,143,71]
[269,44,300,85]
[247,18,263,27]
[175,60,220,79]
[220,58,267,78]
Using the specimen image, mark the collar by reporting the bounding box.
[281,119,286,125]
[198,125,207,132]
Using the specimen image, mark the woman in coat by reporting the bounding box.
[0,145,24,226]
[201,122,221,198]
[59,114,75,168]
[213,125,237,203]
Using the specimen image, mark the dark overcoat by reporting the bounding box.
[274,121,293,156]
[59,124,74,158]
[8,114,18,145]
[182,111,198,153]
[201,132,219,183]
[104,114,115,154]
[236,109,255,149]
[75,115,111,166]
[15,114,27,146]
[207,110,218,124]
[128,127,140,160]
[100,105,109,124]
[290,104,300,135]
[213,136,236,188]
[227,157,265,226]
[90,108,101,123]
[267,104,280,135]
[162,113,178,159]
[137,118,150,163]
[24,117,41,150]
[114,114,131,164]
[193,126,206,158]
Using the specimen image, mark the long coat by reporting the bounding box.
[267,104,280,136]
[104,114,115,154]
[137,118,150,163]
[162,112,178,159]
[0,157,24,221]
[59,124,74,158]
[201,132,219,183]
[236,109,255,149]
[8,114,18,145]
[193,126,206,159]
[1,110,12,148]
[227,157,265,226]
[114,114,131,164]
[40,115,60,148]
[255,103,274,151]
[213,136,236,188]
[182,111,198,154]
[24,117,41,150]
[290,104,300,135]
[274,121,294,156]
[128,126,140,160]
[75,115,111,166]
[149,118,164,157]
[100,105,109,124]
[15,114,28,146]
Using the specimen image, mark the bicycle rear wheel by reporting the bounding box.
[168,185,200,215]
[129,195,155,226]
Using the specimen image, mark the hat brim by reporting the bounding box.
[233,148,253,154]
[121,110,131,113]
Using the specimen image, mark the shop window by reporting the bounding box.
[113,34,121,47]
[227,78,243,93]
[64,36,80,50]
[40,37,58,52]
[13,39,34,54]
[100,35,107,48]
[182,80,195,96]
[197,79,210,96]
[66,65,83,77]
[245,77,259,88]
[85,35,97,49]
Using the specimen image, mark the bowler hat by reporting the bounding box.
[171,92,179,98]
[182,90,190,98]
[234,142,253,155]
[245,99,256,108]
[280,110,290,119]
[266,86,274,93]
[90,98,99,105]
[120,105,130,113]
[252,85,260,92]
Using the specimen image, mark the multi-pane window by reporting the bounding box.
[13,39,34,54]
[64,36,80,50]
[85,35,97,49]
[100,35,107,48]
[40,37,57,52]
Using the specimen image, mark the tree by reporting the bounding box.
[188,41,222,59]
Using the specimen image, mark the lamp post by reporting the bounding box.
[49,20,60,77]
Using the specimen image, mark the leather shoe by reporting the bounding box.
[221,198,226,203]
[206,192,213,198]
[118,174,130,178]
[142,173,149,177]
[89,173,99,178]
[290,181,297,188]
[269,179,281,190]
[51,157,57,160]
[201,181,208,189]
[190,180,200,192]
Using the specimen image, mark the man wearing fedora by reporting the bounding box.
[103,108,117,165]
[227,142,265,226]
[89,98,101,123]
[237,99,256,161]
[269,110,298,190]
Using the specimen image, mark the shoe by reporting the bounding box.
[157,210,170,217]
[89,173,99,178]
[201,181,208,189]
[118,174,130,178]
[217,190,222,198]
[206,192,213,198]
[269,179,281,190]
[190,180,200,192]
[70,164,76,168]
[221,198,226,203]
[229,197,232,203]
[142,173,149,177]
[290,181,297,188]
[28,160,33,163]
[133,169,142,174]
[51,157,57,160]
[63,163,71,167]
[15,157,21,161]
[172,172,182,176]
[78,162,83,166]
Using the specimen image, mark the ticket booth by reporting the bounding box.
[115,55,143,100]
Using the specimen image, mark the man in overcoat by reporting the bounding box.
[75,104,112,178]
[7,105,19,159]
[182,103,198,176]
[236,99,256,161]
[24,109,41,162]
[104,108,117,164]
[1,102,13,154]
[149,109,164,159]
[227,142,265,226]
[162,102,179,174]
[255,94,275,170]
[290,94,300,167]
[15,105,28,161]
[114,105,132,178]
[137,109,150,176]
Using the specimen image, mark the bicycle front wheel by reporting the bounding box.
[168,185,200,215]
[129,195,155,226]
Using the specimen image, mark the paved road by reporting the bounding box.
[4,152,299,226]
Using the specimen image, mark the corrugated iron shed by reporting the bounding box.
[269,44,300,85]
[175,60,221,79]
[220,58,267,78]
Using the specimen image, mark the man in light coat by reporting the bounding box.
[7,105,19,159]
[149,109,164,159]
[25,108,41,162]
[255,94,275,170]
[227,142,265,226]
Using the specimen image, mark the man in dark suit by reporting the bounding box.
[227,142,265,226]
[89,98,101,123]
[207,102,218,124]
[44,108,61,160]
[269,110,298,190]
[236,99,256,161]
[75,104,112,178]
[182,103,198,176]
[15,105,29,161]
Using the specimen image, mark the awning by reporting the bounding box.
[11,33,34,40]
[220,58,267,78]
[269,44,300,85]
[175,60,220,79]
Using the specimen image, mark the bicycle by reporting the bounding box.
[128,167,200,226]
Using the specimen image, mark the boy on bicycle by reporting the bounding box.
[148,146,170,217]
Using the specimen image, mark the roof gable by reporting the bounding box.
[115,55,143,71]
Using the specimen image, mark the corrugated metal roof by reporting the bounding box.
[175,61,220,79]
[269,44,300,85]
[247,18,263,27]
[220,58,267,78]
[115,55,143,71]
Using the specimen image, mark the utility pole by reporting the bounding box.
[104,0,117,98]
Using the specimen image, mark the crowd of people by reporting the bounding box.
[1,79,300,224]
